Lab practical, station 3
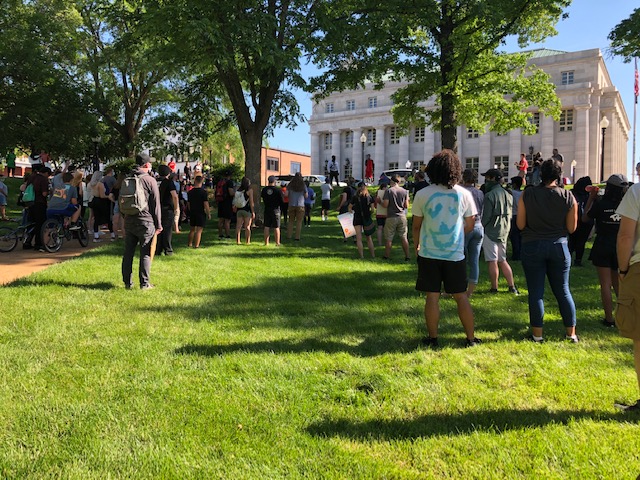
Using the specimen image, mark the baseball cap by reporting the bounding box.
[135,152,152,166]
[481,168,503,179]
[267,175,276,183]
[606,174,628,187]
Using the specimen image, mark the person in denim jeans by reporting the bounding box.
[516,159,579,343]
[462,169,484,297]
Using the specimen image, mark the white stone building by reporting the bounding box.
[309,48,630,183]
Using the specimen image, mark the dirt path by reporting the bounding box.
[0,237,107,285]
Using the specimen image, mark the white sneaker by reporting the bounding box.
[93,238,101,243]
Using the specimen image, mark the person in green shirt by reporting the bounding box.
[6,150,16,177]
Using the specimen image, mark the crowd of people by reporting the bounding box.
[6,151,640,410]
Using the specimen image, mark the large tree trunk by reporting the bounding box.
[240,127,263,187]
[438,1,458,153]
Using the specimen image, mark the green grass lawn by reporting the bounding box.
[1,176,639,478]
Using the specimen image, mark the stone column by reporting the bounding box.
[424,129,435,165]
[399,131,410,171]
[479,131,491,173]
[573,105,590,180]
[509,128,522,178]
[352,130,361,179]
[374,127,386,176]
[540,114,555,159]
[310,133,321,173]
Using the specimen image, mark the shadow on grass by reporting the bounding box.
[306,408,628,440]
[175,335,423,358]
[6,278,116,290]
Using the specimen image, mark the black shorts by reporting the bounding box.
[416,256,468,294]
[263,210,281,229]
[190,212,207,227]
[376,217,386,227]
[589,239,618,269]
[217,202,232,220]
[322,199,331,210]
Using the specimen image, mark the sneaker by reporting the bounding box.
[68,222,81,231]
[508,286,520,295]
[489,288,498,294]
[614,400,640,412]
[527,335,544,344]
[465,337,482,347]
[93,238,101,243]
[405,257,410,262]
[140,284,155,290]
[37,247,46,253]
[124,284,133,290]
[602,319,616,328]
[565,335,580,344]
[421,337,440,349]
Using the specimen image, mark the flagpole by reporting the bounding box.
[634,58,638,183]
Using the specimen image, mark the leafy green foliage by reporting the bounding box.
[308,0,570,150]
[608,7,640,61]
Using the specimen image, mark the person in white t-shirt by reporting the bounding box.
[320,177,332,221]
[412,149,479,349]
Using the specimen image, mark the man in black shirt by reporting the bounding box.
[261,175,284,246]
[156,164,178,256]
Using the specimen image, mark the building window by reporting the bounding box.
[346,100,355,111]
[559,109,573,132]
[529,112,540,134]
[324,133,332,150]
[325,103,334,113]
[388,162,399,170]
[389,127,400,145]
[561,71,574,85]
[465,157,479,172]
[290,162,301,174]
[414,127,425,143]
[467,128,479,138]
[345,131,353,149]
[368,97,378,108]
[494,156,509,178]
[367,128,376,146]
[267,157,279,171]
[412,161,425,170]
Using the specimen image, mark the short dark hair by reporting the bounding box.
[62,172,73,183]
[426,149,462,189]
[540,159,562,185]
[462,168,477,184]
[511,176,523,189]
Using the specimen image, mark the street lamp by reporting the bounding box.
[91,135,102,173]
[600,115,609,183]
[360,132,367,181]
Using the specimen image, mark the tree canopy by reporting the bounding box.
[308,0,571,151]
[609,7,640,61]
[146,0,313,185]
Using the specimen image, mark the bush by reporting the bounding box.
[209,162,243,183]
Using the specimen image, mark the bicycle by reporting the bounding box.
[0,221,37,252]
[41,215,89,253]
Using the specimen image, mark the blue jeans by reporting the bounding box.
[464,223,484,285]
[521,238,576,328]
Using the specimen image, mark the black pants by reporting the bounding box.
[29,203,47,248]
[122,221,155,288]
[569,221,592,262]
[157,208,174,255]
[329,171,339,186]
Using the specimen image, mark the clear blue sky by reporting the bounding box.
[267,1,639,176]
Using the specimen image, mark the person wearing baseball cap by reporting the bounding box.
[583,173,628,327]
[480,168,519,296]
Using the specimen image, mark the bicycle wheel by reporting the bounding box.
[41,219,63,253]
[77,220,89,247]
[0,226,18,252]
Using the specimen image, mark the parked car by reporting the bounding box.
[274,174,294,186]
[379,169,413,186]
[303,174,328,185]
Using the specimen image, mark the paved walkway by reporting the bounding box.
[0,236,107,285]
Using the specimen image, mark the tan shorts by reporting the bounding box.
[482,237,507,262]
[384,216,407,242]
[616,263,640,340]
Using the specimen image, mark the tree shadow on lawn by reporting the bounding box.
[306,408,628,440]
[175,335,422,357]
[5,277,116,290]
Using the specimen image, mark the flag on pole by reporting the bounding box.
[635,58,639,103]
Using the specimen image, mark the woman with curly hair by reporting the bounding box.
[412,149,479,348]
